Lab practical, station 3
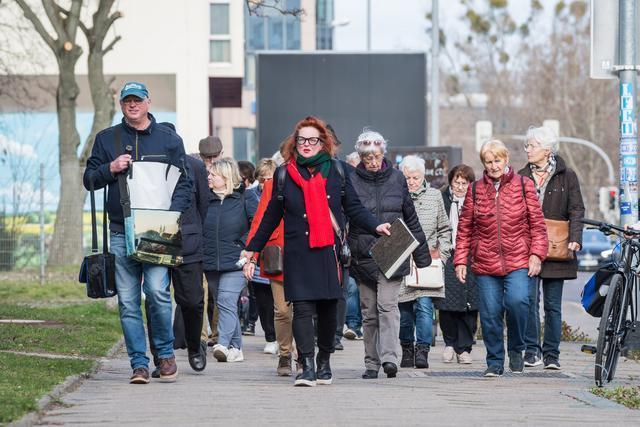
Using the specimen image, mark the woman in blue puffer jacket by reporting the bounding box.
[203,158,254,363]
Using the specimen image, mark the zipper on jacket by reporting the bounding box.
[216,198,222,271]
[135,133,139,160]
[495,187,507,275]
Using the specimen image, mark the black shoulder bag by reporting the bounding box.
[78,178,117,298]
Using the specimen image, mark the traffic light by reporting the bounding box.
[609,189,616,210]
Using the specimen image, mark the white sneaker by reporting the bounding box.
[227,347,244,362]
[212,344,229,362]
[263,341,279,355]
[457,351,473,364]
[442,346,455,363]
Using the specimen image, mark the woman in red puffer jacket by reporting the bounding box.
[454,139,547,378]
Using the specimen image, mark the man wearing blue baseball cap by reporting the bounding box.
[83,82,193,384]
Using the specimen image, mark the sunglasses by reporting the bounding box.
[360,140,383,146]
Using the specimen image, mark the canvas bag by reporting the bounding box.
[114,128,184,267]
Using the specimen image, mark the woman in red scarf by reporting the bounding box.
[242,116,390,387]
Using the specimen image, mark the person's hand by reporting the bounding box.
[110,154,132,174]
[528,254,541,277]
[567,242,580,252]
[376,223,391,236]
[455,265,467,283]
[240,250,253,262]
[243,261,256,281]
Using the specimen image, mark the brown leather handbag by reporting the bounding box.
[261,246,283,275]
[545,219,573,261]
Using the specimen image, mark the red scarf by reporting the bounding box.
[286,162,334,248]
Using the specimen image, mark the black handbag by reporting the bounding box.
[79,180,117,299]
[261,246,283,275]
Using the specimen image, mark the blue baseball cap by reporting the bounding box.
[120,82,149,100]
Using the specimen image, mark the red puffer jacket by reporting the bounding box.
[454,167,548,276]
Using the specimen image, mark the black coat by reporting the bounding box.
[436,187,479,312]
[518,155,585,280]
[348,162,430,285]
[246,160,379,302]
[179,156,210,265]
[203,188,253,272]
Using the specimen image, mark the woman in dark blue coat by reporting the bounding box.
[241,116,390,387]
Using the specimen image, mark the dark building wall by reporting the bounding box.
[256,52,427,158]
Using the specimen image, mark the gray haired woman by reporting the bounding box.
[348,130,431,379]
[517,126,584,370]
[398,155,452,369]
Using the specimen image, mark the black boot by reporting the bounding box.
[294,356,317,387]
[382,362,397,378]
[415,344,430,369]
[188,341,207,372]
[400,342,415,368]
[316,351,332,385]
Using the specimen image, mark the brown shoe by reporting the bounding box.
[159,356,178,380]
[130,367,150,384]
[277,354,292,376]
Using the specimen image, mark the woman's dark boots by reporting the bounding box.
[316,351,332,385]
[415,344,430,369]
[294,356,317,387]
[400,342,415,368]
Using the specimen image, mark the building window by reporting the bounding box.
[233,128,257,163]
[316,0,334,50]
[210,2,231,63]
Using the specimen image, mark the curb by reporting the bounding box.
[9,337,124,427]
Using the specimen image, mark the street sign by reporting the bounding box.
[590,0,619,79]
[475,120,492,152]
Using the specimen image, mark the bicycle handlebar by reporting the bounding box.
[580,218,640,237]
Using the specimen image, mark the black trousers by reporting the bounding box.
[293,299,338,358]
[335,269,348,339]
[253,282,276,342]
[439,309,478,355]
[246,281,259,327]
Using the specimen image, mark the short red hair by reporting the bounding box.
[281,116,337,162]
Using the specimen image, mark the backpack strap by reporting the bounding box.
[113,127,131,218]
[331,158,346,198]
[276,165,287,202]
[521,174,528,215]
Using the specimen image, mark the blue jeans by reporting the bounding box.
[398,296,433,346]
[476,269,532,368]
[111,232,173,370]
[525,278,564,359]
[206,270,246,349]
[346,276,362,330]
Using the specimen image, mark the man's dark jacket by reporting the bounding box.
[83,114,192,233]
[180,155,210,264]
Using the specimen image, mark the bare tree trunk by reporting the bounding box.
[48,52,83,266]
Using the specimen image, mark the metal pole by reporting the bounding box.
[430,0,439,146]
[366,0,371,50]
[39,163,45,285]
[618,0,638,226]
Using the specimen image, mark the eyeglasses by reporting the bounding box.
[523,142,542,152]
[361,153,384,163]
[121,97,145,105]
[451,180,469,188]
[359,140,383,146]
[295,136,322,146]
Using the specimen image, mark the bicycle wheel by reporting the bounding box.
[595,274,626,387]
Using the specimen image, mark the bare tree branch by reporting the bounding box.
[14,0,56,50]
[245,0,304,17]
[41,0,67,42]
[102,35,121,54]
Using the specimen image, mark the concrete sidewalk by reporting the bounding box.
[36,333,640,426]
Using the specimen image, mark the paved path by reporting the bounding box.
[38,334,640,426]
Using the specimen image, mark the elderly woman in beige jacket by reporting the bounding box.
[398,155,452,369]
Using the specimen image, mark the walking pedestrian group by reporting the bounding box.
[83,82,585,385]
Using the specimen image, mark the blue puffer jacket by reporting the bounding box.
[202,188,255,272]
[82,114,192,233]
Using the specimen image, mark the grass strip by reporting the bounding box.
[0,352,93,424]
[0,302,122,357]
[591,386,640,409]
[0,280,86,304]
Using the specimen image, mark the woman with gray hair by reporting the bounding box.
[517,126,585,370]
[348,130,431,379]
[397,155,452,369]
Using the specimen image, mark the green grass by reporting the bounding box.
[0,302,121,357]
[0,279,122,423]
[591,386,640,409]
[0,280,86,304]
[0,353,93,424]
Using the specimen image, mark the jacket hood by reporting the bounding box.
[355,158,393,183]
